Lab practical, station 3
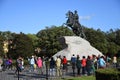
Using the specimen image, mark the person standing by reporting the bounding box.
[15,56,22,74]
[29,55,35,72]
[98,56,106,69]
[62,56,68,77]
[76,56,81,76]
[62,56,68,72]
[8,57,13,70]
[86,56,93,76]
[92,55,97,75]
[37,57,43,74]
[49,57,56,76]
[0,56,3,71]
[56,56,62,77]
[2,56,7,71]
[21,58,24,70]
[81,56,87,75]
[113,55,117,68]
[71,54,77,76]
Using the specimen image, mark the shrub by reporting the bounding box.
[95,68,120,80]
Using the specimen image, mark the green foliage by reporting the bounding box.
[85,28,108,54]
[106,29,120,56]
[84,27,120,56]
[107,42,120,56]
[36,26,74,57]
[106,29,116,42]
[95,68,120,80]
[0,31,13,40]
[0,35,4,56]
[10,33,34,59]
[117,50,120,58]
[26,33,39,47]
[115,29,120,46]
[64,76,95,80]
[0,26,120,58]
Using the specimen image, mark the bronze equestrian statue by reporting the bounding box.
[65,10,86,39]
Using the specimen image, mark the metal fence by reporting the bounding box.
[0,65,73,80]
[0,63,119,80]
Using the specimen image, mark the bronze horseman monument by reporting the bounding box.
[53,10,103,60]
[65,10,86,39]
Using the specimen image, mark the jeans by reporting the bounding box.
[30,64,34,72]
[82,66,86,75]
[86,67,92,75]
[50,68,55,76]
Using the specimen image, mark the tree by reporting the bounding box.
[107,42,120,57]
[105,29,120,56]
[8,33,34,59]
[0,31,13,40]
[106,29,116,42]
[36,26,74,57]
[115,29,120,46]
[0,35,4,56]
[26,33,39,48]
[85,28,108,54]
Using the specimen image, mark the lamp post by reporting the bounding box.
[45,57,49,80]
[18,68,19,80]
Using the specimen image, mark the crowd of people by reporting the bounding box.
[0,54,119,77]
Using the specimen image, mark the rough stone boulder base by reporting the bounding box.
[53,36,103,60]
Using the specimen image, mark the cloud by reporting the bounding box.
[79,14,95,20]
[79,16,91,20]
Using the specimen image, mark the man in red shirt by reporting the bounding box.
[81,56,87,75]
[62,56,68,72]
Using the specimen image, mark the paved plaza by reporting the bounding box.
[0,65,118,80]
[0,66,74,80]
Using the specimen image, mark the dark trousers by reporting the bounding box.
[15,66,22,74]
[2,64,7,71]
[77,67,81,75]
[72,63,76,76]
[86,67,92,76]
[82,66,86,75]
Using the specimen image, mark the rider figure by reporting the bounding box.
[65,10,86,39]
[74,10,79,24]
[72,10,80,35]
[66,10,74,26]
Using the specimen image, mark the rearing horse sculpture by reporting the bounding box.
[65,10,86,39]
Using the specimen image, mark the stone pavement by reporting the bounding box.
[0,66,74,80]
[0,64,117,80]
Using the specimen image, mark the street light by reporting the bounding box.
[45,57,49,80]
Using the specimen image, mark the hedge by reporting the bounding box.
[95,68,120,80]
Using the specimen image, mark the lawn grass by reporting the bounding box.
[63,75,95,80]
